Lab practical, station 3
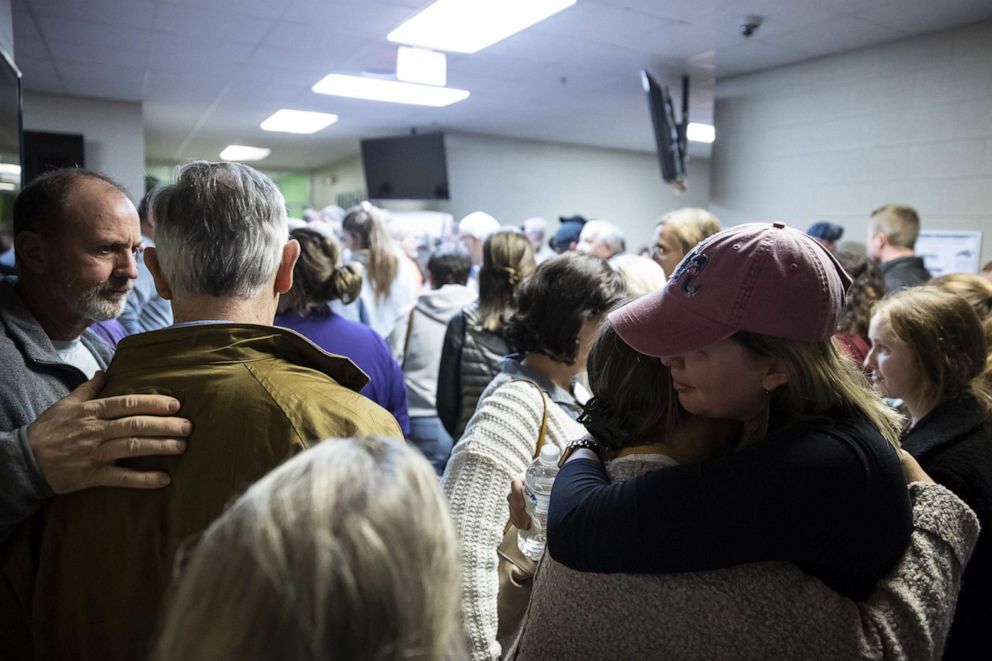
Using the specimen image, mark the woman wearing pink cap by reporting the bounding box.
[546,223,911,601]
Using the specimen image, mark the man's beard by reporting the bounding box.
[60,271,133,322]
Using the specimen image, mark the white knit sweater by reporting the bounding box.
[441,374,586,661]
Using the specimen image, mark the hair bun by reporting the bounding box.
[501,266,520,286]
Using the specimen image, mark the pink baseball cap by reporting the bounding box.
[610,222,852,358]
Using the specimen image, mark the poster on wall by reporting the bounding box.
[916,230,983,276]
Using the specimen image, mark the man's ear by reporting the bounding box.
[274,239,300,295]
[761,360,789,393]
[13,231,49,275]
[143,247,173,300]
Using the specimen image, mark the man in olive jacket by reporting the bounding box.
[1,162,403,660]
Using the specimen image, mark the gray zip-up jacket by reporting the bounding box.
[387,284,477,418]
[0,278,113,542]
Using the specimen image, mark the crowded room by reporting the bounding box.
[1,0,991,659]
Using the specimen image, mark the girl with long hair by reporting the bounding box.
[436,229,536,439]
[341,203,420,337]
[866,287,992,658]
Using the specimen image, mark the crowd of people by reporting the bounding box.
[0,162,989,660]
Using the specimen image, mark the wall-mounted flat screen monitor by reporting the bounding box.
[0,48,22,227]
[641,69,687,192]
[361,132,450,200]
[23,131,85,185]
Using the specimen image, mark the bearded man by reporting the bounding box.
[0,169,190,543]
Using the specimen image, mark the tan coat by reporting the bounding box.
[0,324,402,661]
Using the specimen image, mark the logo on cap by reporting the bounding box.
[670,252,708,296]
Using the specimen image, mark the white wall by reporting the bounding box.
[711,20,992,267]
[313,131,711,252]
[23,91,146,201]
[0,0,12,58]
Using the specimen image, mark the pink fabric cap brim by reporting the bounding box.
[608,287,738,359]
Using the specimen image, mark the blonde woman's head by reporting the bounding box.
[154,437,461,661]
[870,287,991,416]
[609,254,666,298]
[651,207,721,276]
[929,273,992,343]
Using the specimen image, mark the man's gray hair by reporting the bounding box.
[584,219,626,255]
[152,161,289,299]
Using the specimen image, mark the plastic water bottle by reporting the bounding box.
[517,444,561,561]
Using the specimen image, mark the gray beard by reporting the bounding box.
[59,271,132,322]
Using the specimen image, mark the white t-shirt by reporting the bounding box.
[52,338,101,379]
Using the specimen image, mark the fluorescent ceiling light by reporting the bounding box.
[0,182,15,191]
[396,46,447,86]
[219,145,271,161]
[312,74,469,107]
[261,109,339,134]
[388,0,576,54]
[687,122,715,144]
[0,163,21,176]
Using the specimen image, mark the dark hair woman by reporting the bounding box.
[440,252,624,660]
[833,250,885,367]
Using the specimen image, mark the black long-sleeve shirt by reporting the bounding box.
[547,408,912,600]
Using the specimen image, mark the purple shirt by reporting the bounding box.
[275,310,410,436]
[88,320,129,349]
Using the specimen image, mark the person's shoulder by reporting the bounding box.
[767,408,899,476]
[267,366,403,439]
[479,378,548,416]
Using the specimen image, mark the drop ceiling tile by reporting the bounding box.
[29,0,155,29]
[258,21,370,58]
[283,0,421,37]
[849,0,992,35]
[713,39,811,77]
[161,0,295,21]
[8,35,50,61]
[63,74,144,101]
[153,3,274,45]
[20,70,64,94]
[34,15,152,51]
[50,41,148,70]
[528,1,678,53]
[763,13,905,57]
[707,0,846,40]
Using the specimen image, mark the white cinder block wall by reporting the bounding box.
[711,20,992,267]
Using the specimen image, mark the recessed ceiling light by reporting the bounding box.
[312,74,469,107]
[396,46,447,87]
[219,145,271,162]
[388,0,576,54]
[261,109,339,134]
[687,122,716,144]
